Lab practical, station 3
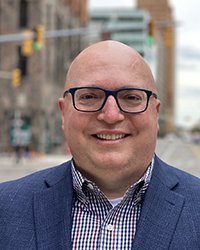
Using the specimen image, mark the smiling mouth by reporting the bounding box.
[94,134,129,141]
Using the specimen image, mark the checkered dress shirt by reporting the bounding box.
[71,159,154,249]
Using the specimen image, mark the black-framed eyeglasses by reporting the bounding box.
[63,86,158,114]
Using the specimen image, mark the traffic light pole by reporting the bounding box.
[0,71,12,79]
[0,26,93,43]
[0,25,147,43]
[0,69,21,88]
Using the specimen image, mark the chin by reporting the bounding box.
[94,152,129,169]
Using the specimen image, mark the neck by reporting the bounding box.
[79,168,145,199]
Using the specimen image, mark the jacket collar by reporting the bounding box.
[132,155,184,250]
[33,161,73,250]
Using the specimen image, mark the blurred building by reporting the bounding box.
[90,8,150,57]
[137,0,175,135]
[0,0,88,153]
[90,0,175,136]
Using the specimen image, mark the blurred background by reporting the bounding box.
[0,0,200,182]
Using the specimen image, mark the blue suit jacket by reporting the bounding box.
[0,155,200,249]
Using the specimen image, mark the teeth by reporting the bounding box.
[96,134,126,140]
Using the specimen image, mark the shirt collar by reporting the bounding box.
[71,157,154,205]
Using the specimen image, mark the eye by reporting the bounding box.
[79,93,97,100]
[125,94,142,101]
[121,93,143,103]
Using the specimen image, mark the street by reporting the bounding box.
[0,136,200,183]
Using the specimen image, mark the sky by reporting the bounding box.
[89,0,200,129]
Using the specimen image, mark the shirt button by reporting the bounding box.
[136,196,142,203]
[106,224,114,231]
[87,183,94,190]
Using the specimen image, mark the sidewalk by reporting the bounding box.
[191,144,200,160]
[0,152,71,183]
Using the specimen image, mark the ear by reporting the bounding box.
[156,99,161,131]
[58,98,65,130]
[156,99,161,114]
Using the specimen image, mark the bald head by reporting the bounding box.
[66,40,156,92]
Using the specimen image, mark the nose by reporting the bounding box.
[97,96,125,124]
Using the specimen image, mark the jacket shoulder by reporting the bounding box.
[0,160,72,200]
[0,160,72,249]
[155,156,200,196]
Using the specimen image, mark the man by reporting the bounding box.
[0,41,200,249]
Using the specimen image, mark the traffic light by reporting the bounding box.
[164,26,173,48]
[12,68,21,88]
[22,30,33,56]
[148,19,155,37]
[146,19,155,45]
[33,25,44,50]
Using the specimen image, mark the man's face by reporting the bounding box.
[59,42,160,183]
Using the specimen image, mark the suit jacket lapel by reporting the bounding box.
[132,156,185,250]
[33,163,73,250]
